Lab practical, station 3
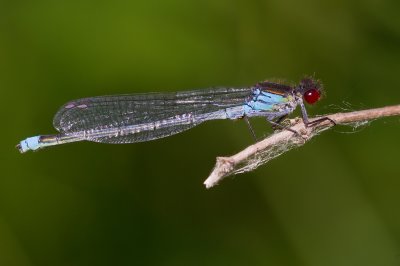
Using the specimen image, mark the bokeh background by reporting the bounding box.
[1,0,400,265]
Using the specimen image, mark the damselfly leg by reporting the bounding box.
[299,100,336,127]
[268,117,300,136]
[244,116,257,141]
[306,116,336,127]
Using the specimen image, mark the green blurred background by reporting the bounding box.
[1,0,400,265]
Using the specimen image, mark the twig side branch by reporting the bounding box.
[204,104,400,189]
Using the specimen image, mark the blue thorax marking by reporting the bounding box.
[243,88,286,115]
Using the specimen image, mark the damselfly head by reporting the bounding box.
[297,78,322,105]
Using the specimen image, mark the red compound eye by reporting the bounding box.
[303,89,321,104]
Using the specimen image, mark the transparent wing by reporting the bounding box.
[53,87,251,144]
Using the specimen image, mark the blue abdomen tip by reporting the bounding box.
[19,136,41,153]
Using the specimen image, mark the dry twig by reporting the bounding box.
[204,104,400,189]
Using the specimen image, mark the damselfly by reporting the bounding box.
[17,77,332,153]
